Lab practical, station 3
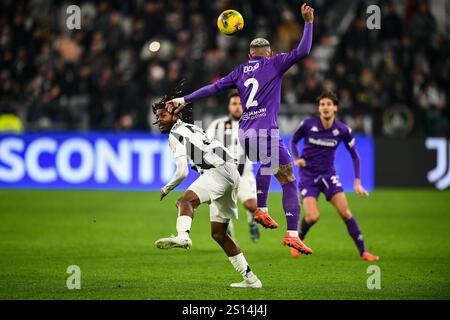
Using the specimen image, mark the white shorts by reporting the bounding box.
[237,172,257,204]
[188,162,240,223]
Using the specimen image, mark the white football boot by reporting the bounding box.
[155,235,192,249]
[230,277,262,288]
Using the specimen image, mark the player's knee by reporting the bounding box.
[306,212,320,224]
[211,230,225,243]
[176,197,192,210]
[339,209,352,221]
[275,166,296,185]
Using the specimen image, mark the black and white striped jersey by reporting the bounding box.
[168,119,235,174]
[206,116,253,176]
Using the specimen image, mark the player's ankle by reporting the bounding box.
[245,271,258,283]
[286,230,299,237]
[177,232,190,240]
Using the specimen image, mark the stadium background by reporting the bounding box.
[0,0,450,300]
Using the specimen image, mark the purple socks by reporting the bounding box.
[256,165,271,208]
[345,217,366,255]
[299,218,312,240]
[281,181,300,231]
[255,165,300,232]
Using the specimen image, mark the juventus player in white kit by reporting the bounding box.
[153,100,262,288]
[206,91,260,242]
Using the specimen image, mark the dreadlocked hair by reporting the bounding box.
[151,79,193,124]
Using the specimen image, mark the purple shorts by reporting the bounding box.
[299,174,344,202]
[239,135,292,171]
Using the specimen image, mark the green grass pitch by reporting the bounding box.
[0,189,449,300]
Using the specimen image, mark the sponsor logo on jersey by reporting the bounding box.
[241,108,267,121]
[308,138,338,147]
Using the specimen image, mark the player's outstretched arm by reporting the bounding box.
[166,71,237,115]
[160,156,189,200]
[274,3,314,73]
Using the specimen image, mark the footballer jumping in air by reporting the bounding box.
[290,92,380,261]
[153,95,262,288]
[206,91,260,243]
[166,3,315,255]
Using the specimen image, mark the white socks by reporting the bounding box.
[287,230,299,237]
[257,207,268,213]
[246,211,254,223]
[176,215,192,240]
[228,253,257,282]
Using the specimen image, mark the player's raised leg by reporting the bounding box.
[291,196,320,258]
[299,197,320,240]
[211,221,262,288]
[253,164,279,229]
[154,190,199,249]
[330,192,379,261]
[273,156,312,255]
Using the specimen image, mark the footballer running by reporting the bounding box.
[166,3,315,255]
[290,91,379,261]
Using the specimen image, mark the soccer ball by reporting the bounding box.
[217,10,244,36]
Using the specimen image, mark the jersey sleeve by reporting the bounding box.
[169,132,187,159]
[342,126,361,179]
[291,120,307,159]
[184,69,238,103]
[272,22,313,75]
[163,132,189,193]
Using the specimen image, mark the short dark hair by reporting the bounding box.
[227,90,240,104]
[316,91,339,106]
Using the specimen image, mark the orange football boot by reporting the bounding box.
[290,238,306,258]
[253,209,279,229]
[283,235,313,255]
[290,247,301,258]
[361,251,380,261]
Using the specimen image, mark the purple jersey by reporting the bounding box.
[291,117,361,180]
[184,23,313,136]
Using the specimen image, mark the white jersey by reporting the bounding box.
[206,116,253,176]
[169,119,235,174]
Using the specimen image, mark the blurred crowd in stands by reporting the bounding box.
[0,0,448,136]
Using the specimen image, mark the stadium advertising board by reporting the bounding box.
[375,137,450,190]
[0,133,374,192]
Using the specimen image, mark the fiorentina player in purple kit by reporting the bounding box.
[290,92,379,261]
[166,4,315,255]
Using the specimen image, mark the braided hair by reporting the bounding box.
[151,79,193,125]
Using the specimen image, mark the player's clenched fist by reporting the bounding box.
[301,3,314,23]
[165,97,186,115]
